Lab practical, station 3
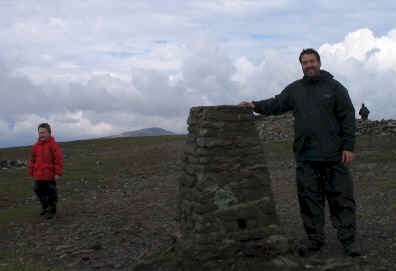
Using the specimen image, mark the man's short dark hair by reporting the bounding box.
[38,123,51,134]
[299,48,321,63]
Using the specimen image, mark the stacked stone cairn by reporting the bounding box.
[178,105,294,268]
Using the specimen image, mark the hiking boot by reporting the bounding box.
[40,204,49,216]
[45,205,56,219]
[343,242,361,257]
[40,208,48,216]
[45,212,55,219]
[298,240,323,257]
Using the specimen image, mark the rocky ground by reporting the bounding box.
[0,135,395,270]
[265,136,396,271]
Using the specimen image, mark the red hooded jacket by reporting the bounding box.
[28,136,64,181]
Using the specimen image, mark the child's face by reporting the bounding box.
[38,128,50,141]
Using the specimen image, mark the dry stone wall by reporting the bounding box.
[255,112,295,142]
[1,160,28,170]
[255,112,396,142]
[355,119,396,136]
[178,105,290,264]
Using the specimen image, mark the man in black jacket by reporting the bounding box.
[240,48,360,257]
[359,103,370,120]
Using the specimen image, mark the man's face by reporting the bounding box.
[38,127,50,141]
[301,53,321,77]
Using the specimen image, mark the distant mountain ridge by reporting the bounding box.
[108,127,175,138]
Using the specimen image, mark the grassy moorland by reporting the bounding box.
[0,135,185,271]
[0,134,395,270]
[0,136,184,209]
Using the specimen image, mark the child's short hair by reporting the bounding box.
[38,123,51,134]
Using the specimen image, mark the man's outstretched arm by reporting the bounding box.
[239,87,293,115]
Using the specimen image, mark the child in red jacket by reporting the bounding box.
[28,123,64,219]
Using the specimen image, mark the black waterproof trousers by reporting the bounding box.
[296,161,356,246]
[34,180,58,212]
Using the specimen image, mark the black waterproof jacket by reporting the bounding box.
[359,106,370,117]
[252,70,355,162]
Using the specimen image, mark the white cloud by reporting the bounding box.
[2,27,396,147]
[191,0,291,15]
[1,0,396,147]
[56,62,80,69]
[319,28,396,72]
[319,28,396,120]
[0,119,9,137]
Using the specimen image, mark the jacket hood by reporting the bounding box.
[303,69,333,83]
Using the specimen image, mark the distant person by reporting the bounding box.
[240,48,360,257]
[359,103,370,120]
[28,123,64,219]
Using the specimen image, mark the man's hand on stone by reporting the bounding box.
[239,101,255,109]
[342,151,354,165]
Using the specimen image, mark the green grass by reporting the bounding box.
[1,134,394,211]
[1,134,394,210]
[261,134,396,165]
[375,183,396,190]
[140,250,178,265]
[0,205,37,227]
[0,170,32,208]
[0,145,32,161]
[0,135,187,271]
[392,204,396,213]
[353,135,396,163]
[0,134,395,270]
[0,135,185,208]
[0,232,64,271]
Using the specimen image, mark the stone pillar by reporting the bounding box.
[179,105,289,262]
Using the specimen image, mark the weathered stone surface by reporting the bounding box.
[266,234,291,254]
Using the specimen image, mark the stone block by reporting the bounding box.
[196,137,233,148]
[213,198,276,223]
[180,174,197,188]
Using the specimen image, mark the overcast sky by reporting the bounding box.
[1,0,396,147]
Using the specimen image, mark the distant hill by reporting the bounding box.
[108,127,175,138]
